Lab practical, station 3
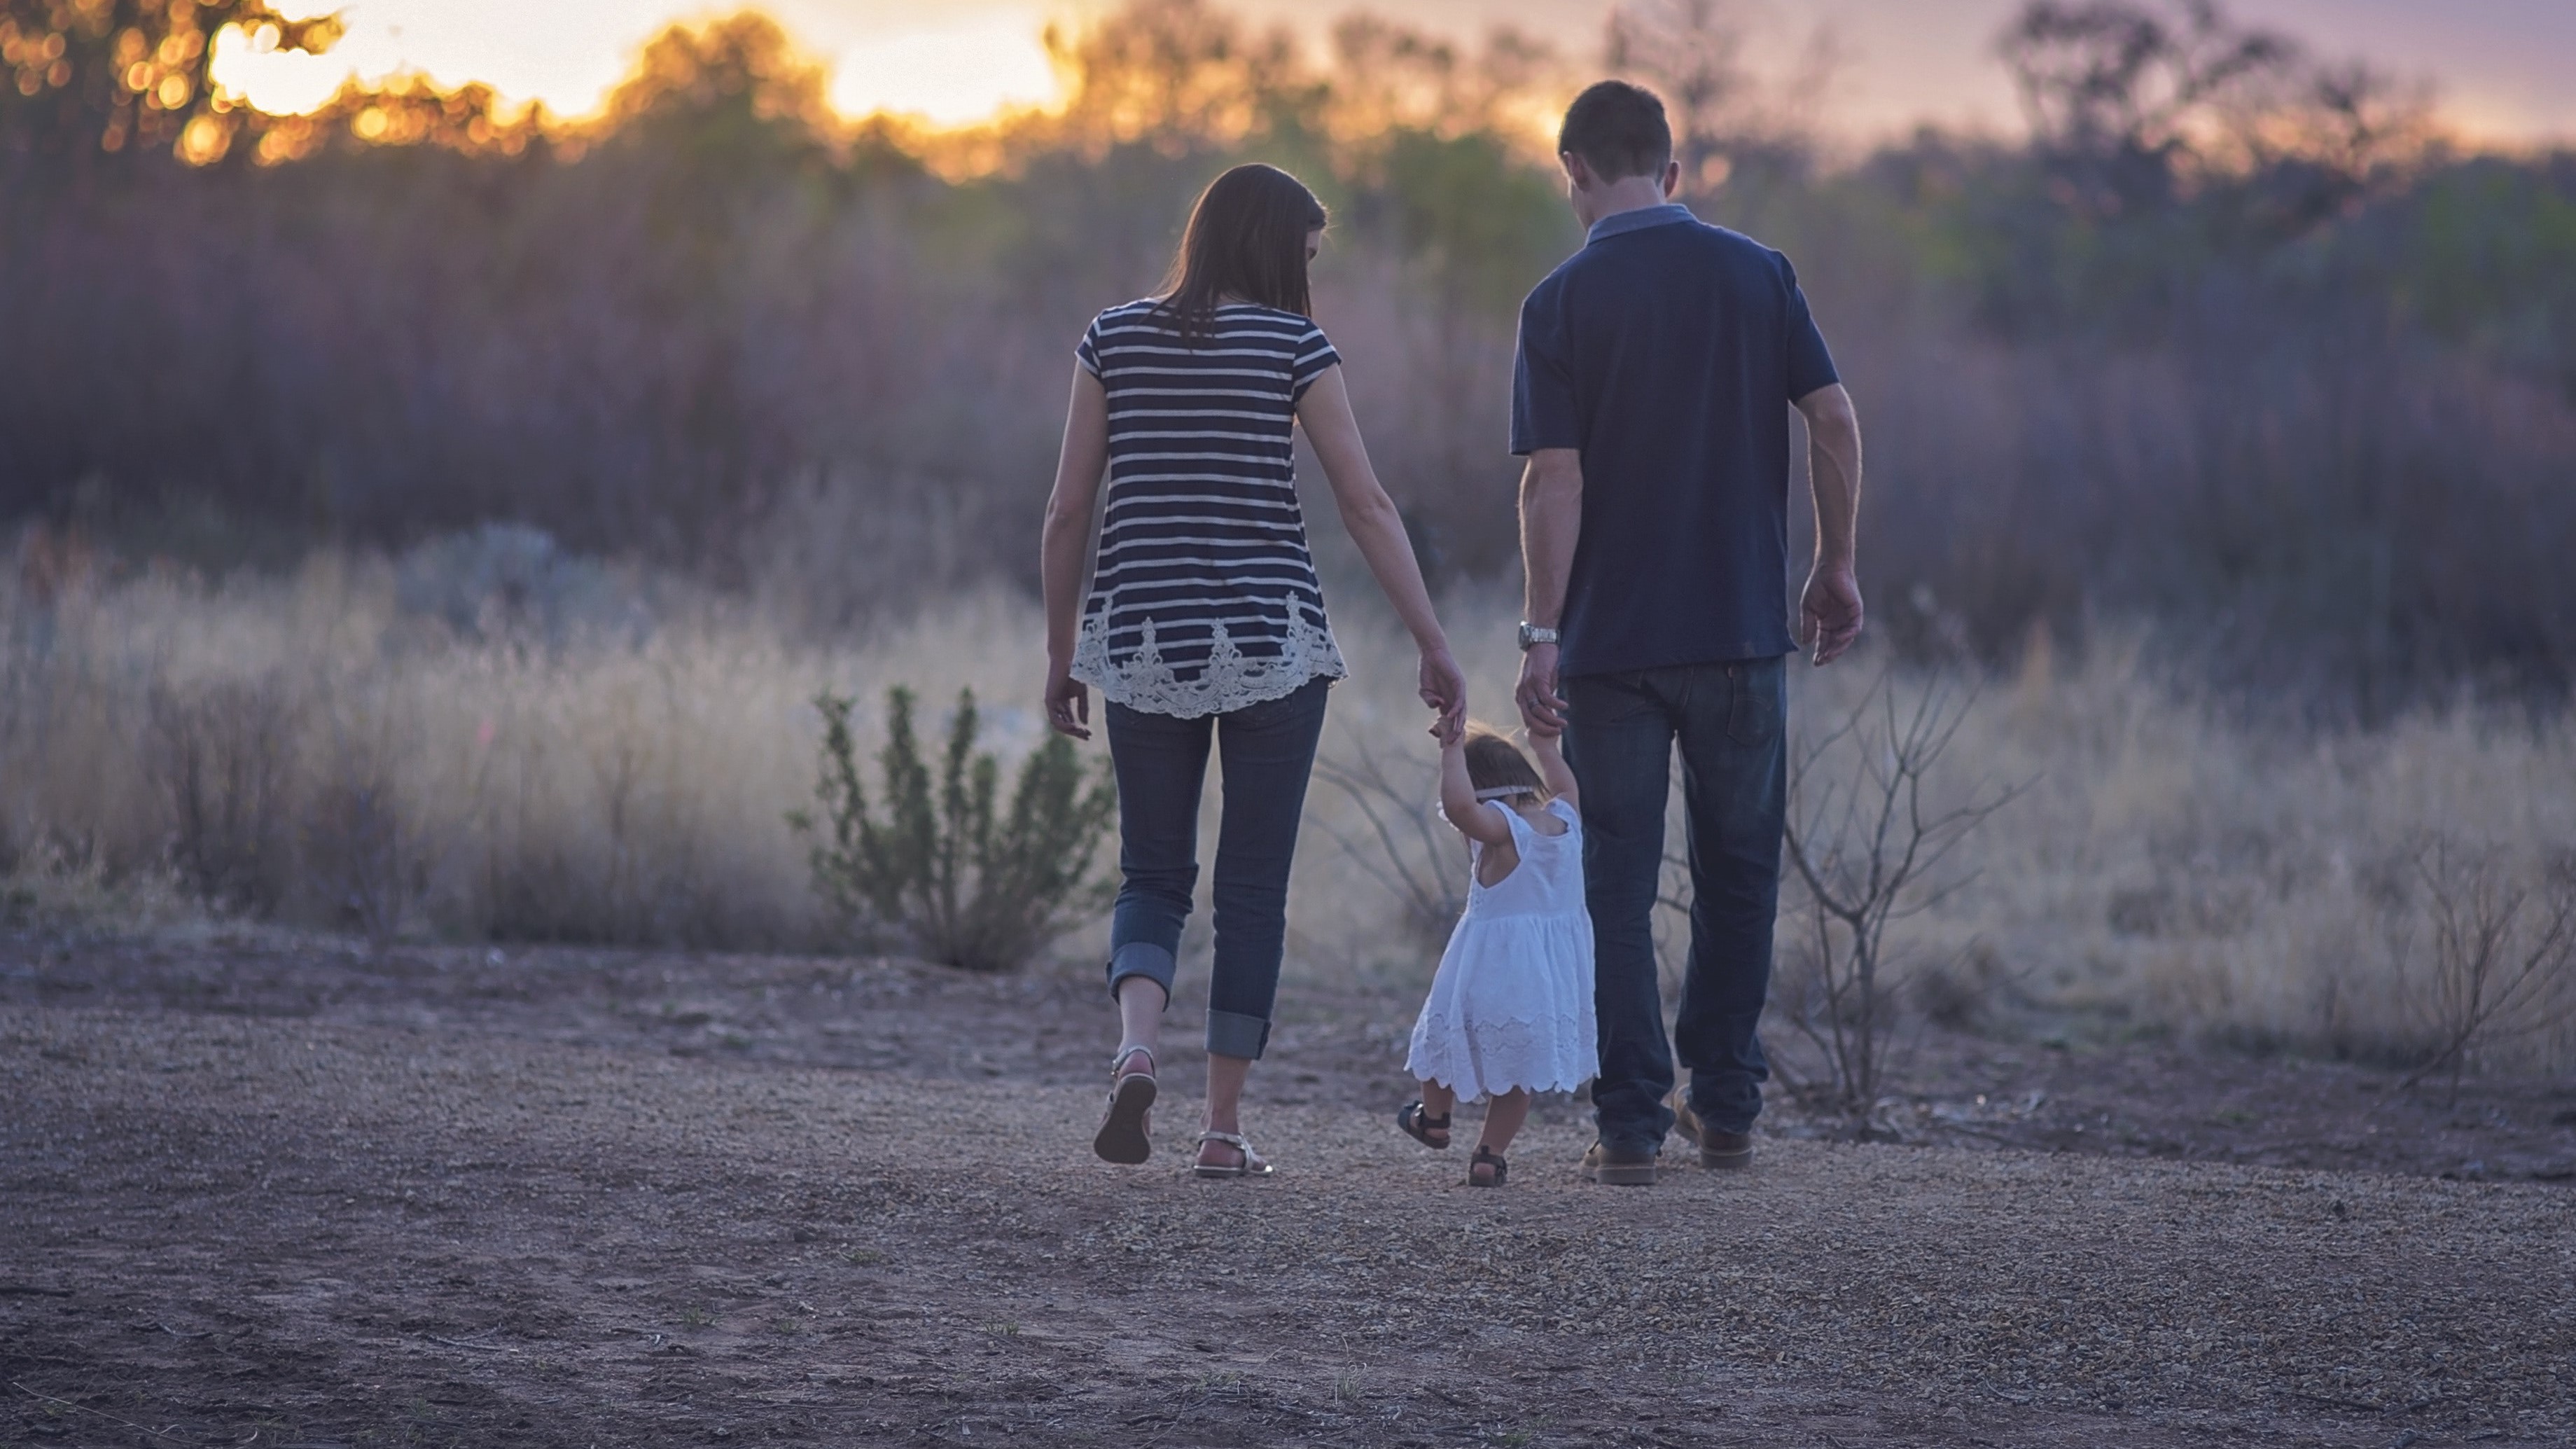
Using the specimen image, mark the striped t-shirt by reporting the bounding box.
[1071,298,1349,719]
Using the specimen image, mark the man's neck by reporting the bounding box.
[1583,178,1675,229]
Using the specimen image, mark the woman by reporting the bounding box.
[1040,162,1465,1178]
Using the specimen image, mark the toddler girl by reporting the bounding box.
[1398,721,1598,1186]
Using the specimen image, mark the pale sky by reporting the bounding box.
[214,0,2576,144]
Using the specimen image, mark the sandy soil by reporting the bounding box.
[4,934,2573,1446]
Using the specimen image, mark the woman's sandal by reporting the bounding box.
[1467,1146,1508,1188]
[1397,1101,1452,1149]
[1192,1130,1275,1179]
[1092,1046,1157,1165]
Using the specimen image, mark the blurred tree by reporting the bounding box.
[0,0,339,176]
[1328,15,1561,145]
[248,75,540,165]
[1039,0,1317,159]
[593,12,856,189]
[1604,0,1834,194]
[1998,0,2425,227]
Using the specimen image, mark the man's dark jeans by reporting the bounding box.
[1101,677,1330,1061]
[1564,657,1787,1151]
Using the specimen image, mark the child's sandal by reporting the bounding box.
[1467,1146,1508,1188]
[1397,1101,1451,1149]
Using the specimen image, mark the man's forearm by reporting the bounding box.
[1803,391,1863,567]
[1519,450,1582,626]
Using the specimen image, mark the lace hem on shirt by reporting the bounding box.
[1072,608,1347,719]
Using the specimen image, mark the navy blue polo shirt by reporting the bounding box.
[1511,203,1839,676]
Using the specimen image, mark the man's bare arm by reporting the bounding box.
[1793,383,1864,666]
[1517,447,1582,730]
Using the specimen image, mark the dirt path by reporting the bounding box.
[5,985,2572,1446]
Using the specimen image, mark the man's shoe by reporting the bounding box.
[1672,1094,1755,1170]
[1578,1139,1657,1186]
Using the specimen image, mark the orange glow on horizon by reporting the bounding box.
[197,0,2575,153]
[209,1,1067,129]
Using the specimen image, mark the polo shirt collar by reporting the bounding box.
[1585,202,1695,245]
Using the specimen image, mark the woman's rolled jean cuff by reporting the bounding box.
[1106,942,1176,1006]
[1205,1008,1270,1060]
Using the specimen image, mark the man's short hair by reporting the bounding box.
[1558,81,1673,182]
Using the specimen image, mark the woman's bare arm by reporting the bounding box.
[1040,364,1111,739]
[1295,364,1466,736]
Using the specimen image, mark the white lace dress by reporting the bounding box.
[1405,798,1599,1102]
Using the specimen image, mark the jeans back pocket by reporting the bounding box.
[1725,658,1784,747]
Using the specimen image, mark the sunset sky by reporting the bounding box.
[212,0,2576,144]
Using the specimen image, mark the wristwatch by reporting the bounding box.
[1517,621,1559,650]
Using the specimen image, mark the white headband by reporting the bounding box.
[1474,786,1534,800]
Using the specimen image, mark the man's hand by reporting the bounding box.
[1797,563,1864,667]
[1418,644,1469,740]
[1043,665,1092,740]
[1516,642,1568,733]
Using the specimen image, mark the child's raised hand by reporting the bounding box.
[1435,712,1466,749]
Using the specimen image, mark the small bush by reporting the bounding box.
[2395,838,2576,1103]
[1776,672,2020,1132]
[792,686,1116,972]
[303,737,422,943]
[146,678,299,916]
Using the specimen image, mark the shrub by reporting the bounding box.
[2395,838,2576,1104]
[1775,672,2019,1134]
[146,678,299,916]
[302,737,422,943]
[792,686,1116,972]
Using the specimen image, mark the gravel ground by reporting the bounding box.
[4,983,2572,1447]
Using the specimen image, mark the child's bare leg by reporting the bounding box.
[1407,1079,1456,1146]
[1420,1079,1457,1118]
[1477,1089,1533,1157]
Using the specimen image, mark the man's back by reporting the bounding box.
[1512,207,1839,677]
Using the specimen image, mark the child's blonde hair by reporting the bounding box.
[1461,723,1551,803]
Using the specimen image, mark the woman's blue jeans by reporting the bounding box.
[1101,676,1331,1060]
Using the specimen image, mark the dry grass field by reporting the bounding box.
[6,545,2572,1079]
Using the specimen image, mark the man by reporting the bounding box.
[1512,80,1863,1186]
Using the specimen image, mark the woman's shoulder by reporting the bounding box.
[1089,297,1169,332]
[1211,303,1327,340]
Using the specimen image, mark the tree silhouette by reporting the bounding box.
[0,0,340,176]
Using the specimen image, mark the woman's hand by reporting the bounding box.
[1044,665,1092,740]
[1418,644,1468,740]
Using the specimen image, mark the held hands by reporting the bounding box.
[1418,644,1468,741]
[1798,562,1865,667]
[1043,663,1091,740]
[1516,642,1568,735]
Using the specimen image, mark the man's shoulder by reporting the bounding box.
[1520,251,1585,314]
[1671,219,1797,275]
[1528,221,1792,294]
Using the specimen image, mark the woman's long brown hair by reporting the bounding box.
[1155,163,1326,344]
